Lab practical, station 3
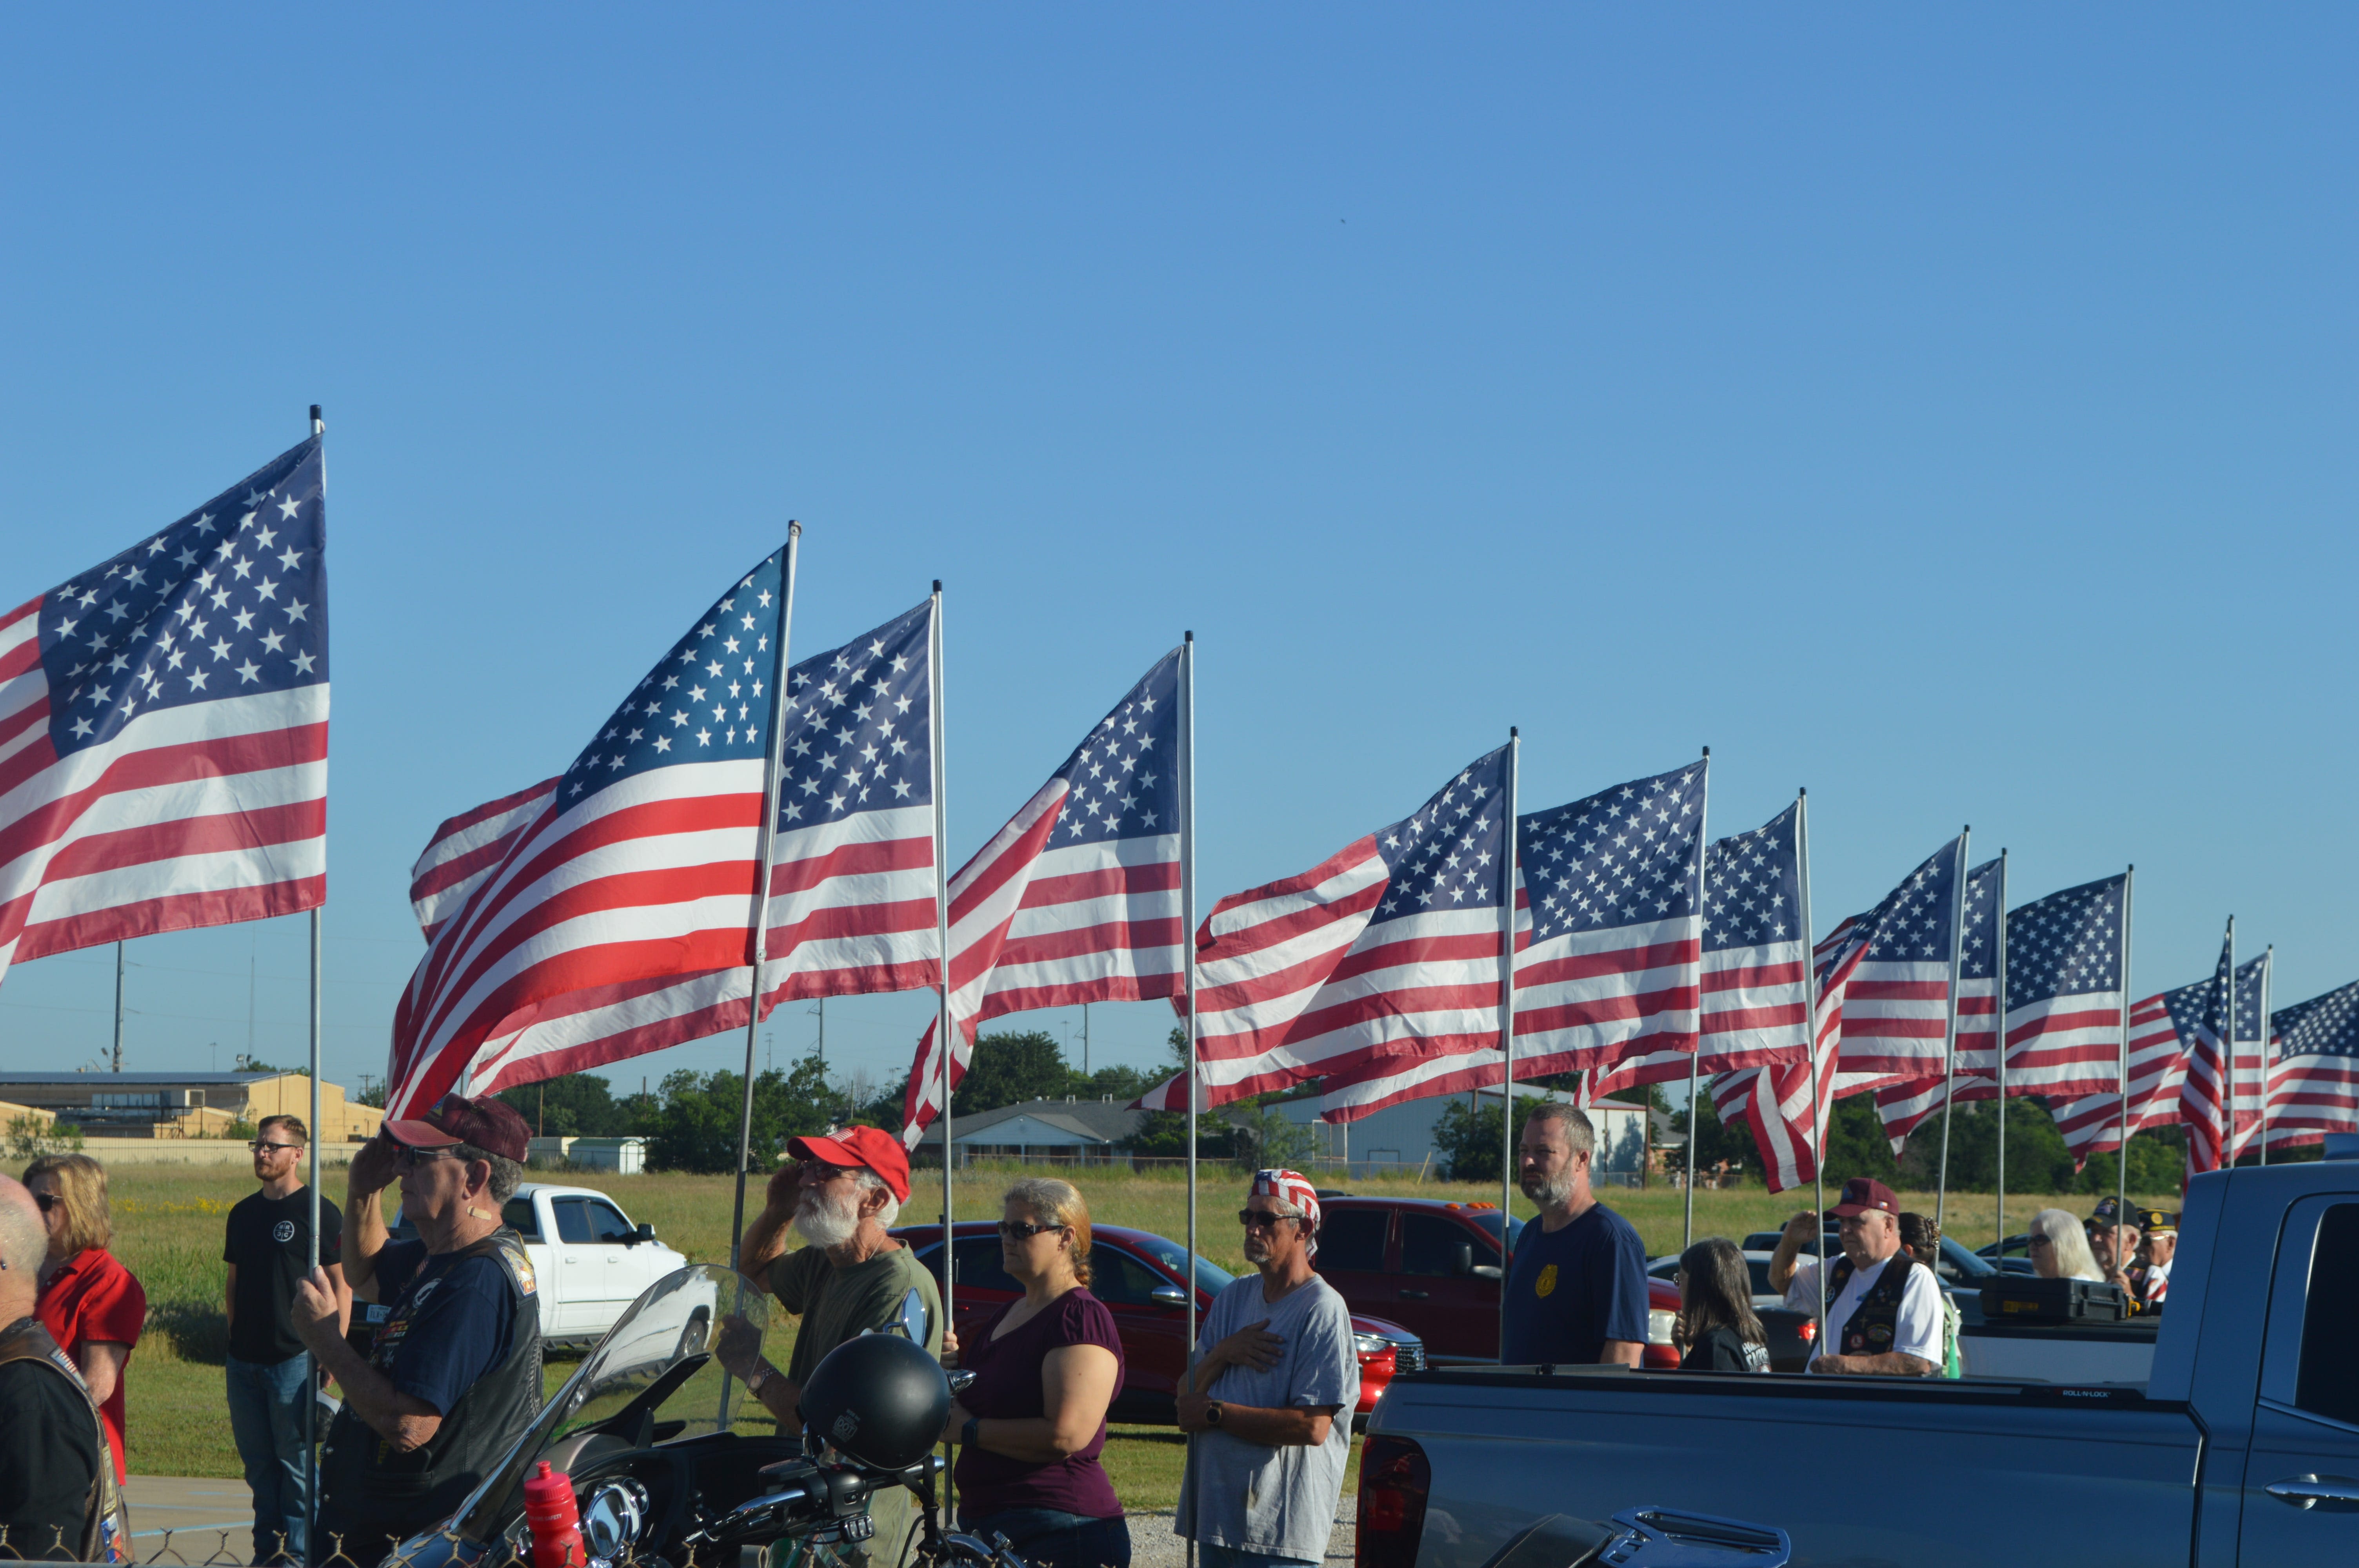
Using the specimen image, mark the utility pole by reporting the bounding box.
[112,942,126,1073]
[1082,1003,1091,1078]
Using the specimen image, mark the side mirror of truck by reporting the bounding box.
[631,1222,656,1246]
[1453,1243,1475,1276]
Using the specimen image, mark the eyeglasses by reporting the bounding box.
[2026,1235,2054,1249]
[799,1160,858,1181]
[1238,1210,1296,1230]
[249,1141,302,1154]
[32,1192,58,1214]
[392,1145,465,1170]
[997,1221,1065,1239]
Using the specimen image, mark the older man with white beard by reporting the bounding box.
[723,1125,940,1564]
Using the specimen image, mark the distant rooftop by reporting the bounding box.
[0,1071,284,1085]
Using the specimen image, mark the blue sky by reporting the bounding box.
[2,8,2352,1104]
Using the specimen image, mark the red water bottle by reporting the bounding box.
[524,1461,584,1568]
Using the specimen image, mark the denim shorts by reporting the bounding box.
[956,1506,1132,1568]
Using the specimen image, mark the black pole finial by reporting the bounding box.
[1185,629,1194,643]
[932,579,943,595]
[308,404,322,433]
[1509,726,1519,739]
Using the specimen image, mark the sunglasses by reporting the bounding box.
[33,1192,59,1214]
[997,1220,1065,1239]
[2026,1235,2054,1249]
[1238,1210,1297,1230]
[393,1145,466,1170]
[249,1141,302,1154]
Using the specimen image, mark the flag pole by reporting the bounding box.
[1497,729,1520,1358]
[2116,868,2135,1227]
[304,402,324,1564]
[1934,827,1970,1235]
[2224,915,2238,1169]
[1993,849,2010,1258]
[1796,788,1826,1345]
[931,582,953,1323]
[1682,747,1708,1249]
[2258,945,2274,1165]
[1180,631,1199,1568]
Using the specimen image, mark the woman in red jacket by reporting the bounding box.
[26,1153,145,1486]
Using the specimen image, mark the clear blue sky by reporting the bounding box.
[3,9,2352,1105]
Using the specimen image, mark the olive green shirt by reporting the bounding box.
[765,1242,943,1566]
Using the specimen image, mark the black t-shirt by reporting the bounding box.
[224,1187,345,1364]
[1679,1325,1768,1372]
[0,1357,99,1559]
[365,1236,517,1417]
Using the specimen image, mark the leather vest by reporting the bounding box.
[1826,1252,1924,1360]
[0,1316,131,1562]
[321,1229,543,1542]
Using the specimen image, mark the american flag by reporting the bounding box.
[1876,867,2128,1149]
[1827,834,1968,1086]
[1586,797,1807,1099]
[1304,759,1706,1123]
[898,649,1184,1145]
[387,577,945,1117]
[2228,950,2272,1160]
[2181,933,2268,1176]
[2052,990,2185,1168]
[1137,746,1512,1113]
[2263,976,2359,1149]
[0,438,327,987]
[1714,921,1874,1194]
[408,777,558,942]
[1871,857,2005,1150]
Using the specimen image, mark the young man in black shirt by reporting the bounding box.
[223,1115,347,1566]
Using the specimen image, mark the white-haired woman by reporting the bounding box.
[2028,1208,2104,1283]
[938,1178,1128,1568]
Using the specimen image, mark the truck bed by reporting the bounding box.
[1377,1364,2202,1568]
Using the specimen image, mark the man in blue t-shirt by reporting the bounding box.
[1500,1102,1647,1366]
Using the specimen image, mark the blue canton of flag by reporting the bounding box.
[1862,852,1963,964]
[1521,762,1706,943]
[777,602,936,826]
[2261,976,2359,1151]
[1372,750,1512,922]
[1702,804,1799,953]
[1050,655,1179,844]
[2275,980,2359,1063]
[2006,876,2127,1008]
[1959,861,2001,982]
[563,552,784,802]
[40,440,327,752]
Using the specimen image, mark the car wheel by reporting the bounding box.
[675,1309,710,1361]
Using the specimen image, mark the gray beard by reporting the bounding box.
[793,1187,860,1249]
[1521,1169,1574,1209]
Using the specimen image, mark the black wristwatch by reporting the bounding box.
[961,1416,980,1448]
[1205,1401,1224,1427]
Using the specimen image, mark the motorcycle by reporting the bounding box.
[375,1263,1003,1568]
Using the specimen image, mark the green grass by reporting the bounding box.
[100,1163,2176,1493]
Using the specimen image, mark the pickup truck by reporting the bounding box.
[373,1181,688,1348]
[1360,1152,2359,1568]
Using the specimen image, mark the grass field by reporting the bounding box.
[93,1159,2176,1504]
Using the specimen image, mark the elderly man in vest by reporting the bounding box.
[0,1173,129,1563]
[294,1094,544,1566]
[1772,1177,1942,1376]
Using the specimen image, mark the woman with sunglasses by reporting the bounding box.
[2028,1209,2105,1283]
[24,1154,144,1489]
[938,1178,1129,1568]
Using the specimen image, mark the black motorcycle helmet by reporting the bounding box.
[796,1331,951,1472]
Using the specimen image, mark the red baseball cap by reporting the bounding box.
[1828,1177,1900,1219]
[787,1125,911,1203]
[386,1093,533,1165]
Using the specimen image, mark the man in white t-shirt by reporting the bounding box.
[1777,1178,1941,1376]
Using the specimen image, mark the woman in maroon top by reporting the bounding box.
[940,1178,1128,1568]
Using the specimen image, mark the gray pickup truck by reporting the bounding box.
[1358,1153,2359,1568]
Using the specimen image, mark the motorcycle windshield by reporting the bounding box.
[445,1264,780,1544]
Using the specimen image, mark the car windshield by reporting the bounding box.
[1459,1209,1523,1250]
[1135,1238,1237,1297]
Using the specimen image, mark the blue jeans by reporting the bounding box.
[225,1353,313,1564]
[957,1508,1131,1568]
[1194,1546,1318,1568]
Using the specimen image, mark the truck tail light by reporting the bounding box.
[1357,1435,1430,1568]
[1797,1318,1817,1342]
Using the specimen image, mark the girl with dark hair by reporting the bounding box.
[1676,1238,1768,1372]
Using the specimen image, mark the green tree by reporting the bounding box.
[498,1074,628,1138]
[952,1030,1074,1117]
[644,1051,840,1173]
[1121,1029,1246,1160]
[1432,1094,1558,1184]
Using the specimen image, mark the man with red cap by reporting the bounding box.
[294,1093,544,1563]
[720,1125,940,1565]
[1772,1177,1941,1376]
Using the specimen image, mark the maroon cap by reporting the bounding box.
[386,1093,532,1164]
[787,1125,911,1203]
[1828,1177,1900,1219]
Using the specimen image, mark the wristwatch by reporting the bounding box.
[745,1361,774,1399]
[961,1416,981,1448]
[1205,1401,1225,1427]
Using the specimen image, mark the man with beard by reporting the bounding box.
[2130,1209,2179,1309]
[723,1126,939,1566]
[1499,1102,1647,1367]
[2084,1196,2144,1304]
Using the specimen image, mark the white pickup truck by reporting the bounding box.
[373,1181,691,1349]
